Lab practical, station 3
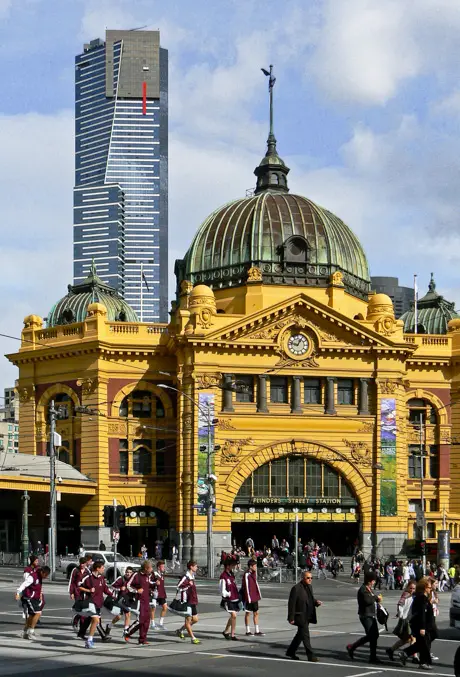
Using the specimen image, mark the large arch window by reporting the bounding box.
[235,456,357,505]
[54,393,73,420]
[119,389,165,419]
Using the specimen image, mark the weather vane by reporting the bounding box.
[261,65,276,147]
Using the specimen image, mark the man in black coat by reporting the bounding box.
[286,570,322,661]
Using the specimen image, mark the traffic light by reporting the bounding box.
[420,540,426,556]
[115,505,126,528]
[103,505,114,527]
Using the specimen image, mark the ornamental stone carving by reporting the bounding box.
[330,271,344,286]
[196,373,221,389]
[185,284,217,333]
[342,439,372,467]
[221,438,254,464]
[17,386,35,403]
[217,418,236,431]
[378,379,401,394]
[247,266,263,282]
[180,280,193,296]
[23,315,43,329]
[77,378,97,395]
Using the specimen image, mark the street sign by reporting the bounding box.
[112,529,120,542]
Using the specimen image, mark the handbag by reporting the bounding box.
[376,603,389,631]
[72,599,90,613]
[169,598,188,613]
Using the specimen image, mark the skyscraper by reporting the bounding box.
[73,30,168,322]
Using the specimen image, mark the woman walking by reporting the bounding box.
[219,557,240,640]
[176,561,200,644]
[386,581,415,660]
[398,577,434,670]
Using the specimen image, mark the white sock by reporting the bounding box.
[246,625,251,633]
[151,620,156,626]
[159,618,164,626]
[255,624,260,633]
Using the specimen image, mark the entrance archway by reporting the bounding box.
[227,440,367,555]
[118,505,170,558]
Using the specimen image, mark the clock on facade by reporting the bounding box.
[287,333,310,356]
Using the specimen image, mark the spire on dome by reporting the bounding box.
[254,64,290,195]
[428,272,436,293]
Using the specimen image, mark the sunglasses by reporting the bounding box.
[305,576,312,579]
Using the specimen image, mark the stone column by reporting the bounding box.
[257,375,269,413]
[358,378,370,415]
[325,377,336,415]
[222,374,234,413]
[291,376,302,414]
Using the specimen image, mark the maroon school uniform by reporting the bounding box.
[69,566,88,600]
[154,571,167,601]
[17,570,46,615]
[80,572,113,610]
[220,570,240,602]
[241,570,261,604]
[128,571,154,642]
[178,572,198,606]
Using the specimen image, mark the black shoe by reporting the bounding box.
[346,644,354,660]
[285,652,299,661]
[369,657,382,664]
[386,648,394,661]
[308,655,319,662]
[231,636,239,641]
[222,632,230,640]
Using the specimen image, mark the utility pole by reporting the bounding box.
[206,405,214,579]
[21,490,30,567]
[295,515,299,580]
[419,411,426,573]
[48,400,57,580]
[113,497,118,581]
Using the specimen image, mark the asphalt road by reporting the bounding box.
[0,575,458,676]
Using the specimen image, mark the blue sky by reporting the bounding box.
[1,0,460,384]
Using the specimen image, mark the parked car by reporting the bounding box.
[450,583,460,628]
[59,550,140,582]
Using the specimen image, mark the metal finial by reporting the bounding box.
[261,65,277,155]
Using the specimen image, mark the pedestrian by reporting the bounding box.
[140,544,148,560]
[126,560,154,645]
[245,537,255,555]
[176,560,200,644]
[398,577,434,670]
[220,556,241,640]
[317,555,328,580]
[79,560,115,648]
[150,560,168,631]
[15,565,50,640]
[271,535,279,554]
[286,570,322,661]
[429,579,440,662]
[69,555,92,635]
[241,558,264,636]
[385,562,395,590]
[386,580,416,660]
[98,540,106,551]
[23,554,40,578]
[449,563,456,590]
[105,566,135,639]
[171,543,180,571]
[346,570,382,664]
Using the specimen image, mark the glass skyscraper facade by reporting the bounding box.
[73,30,168,322]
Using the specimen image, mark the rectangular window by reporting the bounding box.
[235,375,254,403]
[429,445,439,478]
[427,522,436,539]
[270,376,288,404]
[323,465,339,497]
[409,408,425,424]
[119,439,128,475]
[337,379,354,405]
[429,499,439,512]
[288,458,304,497]
[252,465,269,496]
[306,461,322,497]
[408,444,423,478]
[270,460,286,497]
[304,378,321,404]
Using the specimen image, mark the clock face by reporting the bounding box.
[287,333,310,356]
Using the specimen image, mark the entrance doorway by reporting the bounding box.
[232,520,359,556]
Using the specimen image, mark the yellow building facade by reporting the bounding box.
[7,130,460,560]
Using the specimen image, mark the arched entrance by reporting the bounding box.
[118,505,170,558]
[230,444,363,555]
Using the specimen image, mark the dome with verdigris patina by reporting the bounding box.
[176,122,370,301]
[401,273,459,335]
[47,265,138,327]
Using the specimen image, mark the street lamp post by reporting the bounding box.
[158,383,216,578]
[419,411,427,572]
[21,490,30,567]
[48,400,58,580]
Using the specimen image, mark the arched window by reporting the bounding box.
[133,446,152,475]
[54,393,73,420]
[407,398,440,479]
[118,389,165,419]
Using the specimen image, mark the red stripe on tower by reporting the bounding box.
[142,82,147,115]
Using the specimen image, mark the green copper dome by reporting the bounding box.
[400,274,459,335]
[47,266,138,327]
[176,191,371,300]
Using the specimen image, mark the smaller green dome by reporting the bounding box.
[47,266,138,327]
[401,273,459,334]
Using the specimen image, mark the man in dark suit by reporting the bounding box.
[286,570,322,661]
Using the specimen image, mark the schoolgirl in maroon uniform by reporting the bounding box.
[15,565,50,640]
[219,557,240,640]
[242,559,264,636]
[23,554,39,578]
[126,560,154,644]
[176,561,200,644]
[150,560,168,631]
[79,561,114,649]
[69,555,92,634]
[106,566,135,637]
